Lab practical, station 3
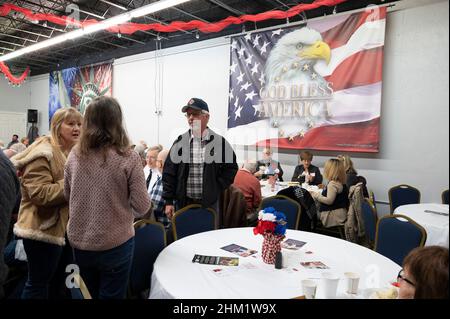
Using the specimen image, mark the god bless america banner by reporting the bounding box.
[227,7,386,152]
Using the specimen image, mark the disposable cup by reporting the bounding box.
[321,272,340,299]
[344,272,360,294]
[301,280,317,299]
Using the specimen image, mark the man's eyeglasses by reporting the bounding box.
[397,269,415,286]
[185,112,203,118]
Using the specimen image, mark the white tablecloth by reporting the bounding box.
[260,181,321,198]
[394,204,449,248]
[260,181,288,198]
[149,228,400,299]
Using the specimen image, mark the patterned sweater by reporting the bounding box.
[64,148,151,251]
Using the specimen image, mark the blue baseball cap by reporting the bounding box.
[181,98,209,113]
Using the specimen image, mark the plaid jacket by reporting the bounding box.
[150,176,170,227]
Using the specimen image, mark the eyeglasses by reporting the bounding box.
[397,269,415,286]
[185,112,203,118]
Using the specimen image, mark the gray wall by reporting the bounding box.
[0,78,29,112]
[0,74,49,139]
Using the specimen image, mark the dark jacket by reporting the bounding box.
[291,164,323,186]
[277,186,317,232]
[162,128,238,208]
[0,149,21,299]
[256,159,284,181]
[346,172,359,189]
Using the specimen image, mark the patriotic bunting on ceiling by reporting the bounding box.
[0,0,348,85]
[0,61,30,86]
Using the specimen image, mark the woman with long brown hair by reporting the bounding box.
[64,96,151,299]
[11,107,83,299]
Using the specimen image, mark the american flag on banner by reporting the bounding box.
[227,7,386,153]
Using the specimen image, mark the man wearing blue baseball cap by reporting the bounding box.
[162,98,238,225]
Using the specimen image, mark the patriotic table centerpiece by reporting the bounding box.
[253,207,287,264]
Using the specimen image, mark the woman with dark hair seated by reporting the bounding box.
[291,151,323,186]
[398,246,448,299]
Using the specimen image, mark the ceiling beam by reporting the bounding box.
[99,0,128,11]
[0,32,37,43]
[207,0,245,16]
[170,6,210,23]
[0,39,25,47]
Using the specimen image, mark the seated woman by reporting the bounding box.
[338,155,358,188]
[398,246,448,299]
[311,158,349,227]
[291,151,323,186]
[338,154,369,198]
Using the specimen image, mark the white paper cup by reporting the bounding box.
[301,280,317,299]
[321,272,340,299]
[344,272,360,294]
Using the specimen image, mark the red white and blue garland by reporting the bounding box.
[0,0,347,85]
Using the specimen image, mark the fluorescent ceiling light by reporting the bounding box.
[0,0,192,62]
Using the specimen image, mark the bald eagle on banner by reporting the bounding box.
[262,27,333,137]
[227,8,386,152]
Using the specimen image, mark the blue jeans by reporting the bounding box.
[73,238,134,299]
[21,239,63,299]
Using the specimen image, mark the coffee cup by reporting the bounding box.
[301,280,317,299]
[344,272,360,294]
[320,272,340,299]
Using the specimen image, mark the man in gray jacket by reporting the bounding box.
[0,149,21,299]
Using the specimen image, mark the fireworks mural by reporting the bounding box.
[49,62,112,123]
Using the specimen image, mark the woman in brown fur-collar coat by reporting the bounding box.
[11,107,82,299]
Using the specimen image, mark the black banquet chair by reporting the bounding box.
[258,195,301,230]
[129,219,167,298]
[172,204,217,241]
[442,189,449,205]
[388,184,421,214]
[361,199,378,248]
[374,214,427,265]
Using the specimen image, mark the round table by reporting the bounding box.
[149,228,400,299]
[260,181,288,198]
[394,204,449,248]
[260,181,321,198]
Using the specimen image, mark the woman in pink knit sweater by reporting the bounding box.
[64,96,151,299]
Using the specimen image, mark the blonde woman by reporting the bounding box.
[64,96,151,299]
[337,154,358,188]
[11,107,82,299]
[311,158,349,227]
[338,154,369,198]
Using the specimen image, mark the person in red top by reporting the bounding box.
[233,160,262,220]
